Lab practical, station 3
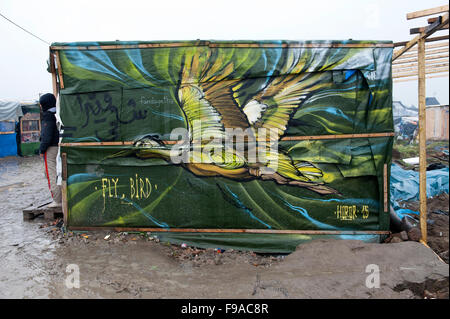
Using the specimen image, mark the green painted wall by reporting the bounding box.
[57,40,394,251]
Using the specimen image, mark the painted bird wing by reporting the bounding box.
[250,71,331,141]
[245,56,332,183]
[179,50,251,143]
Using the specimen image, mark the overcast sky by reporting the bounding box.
[1,0,448,106]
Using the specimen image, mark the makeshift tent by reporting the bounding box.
[51,40,394,252]
[0,100,23,158]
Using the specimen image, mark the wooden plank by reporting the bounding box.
[394,64,449,75]
[23,208,44,220]
[394,41,449,55]
[208,43,393,48]
[407,5,449,20]
[61,153,67,181]
[61,152,68,226]
[59,133,396,148]
[49,51,58,96]
[392,68,448,78]
[392,68,449,79]
[393,66,449,74]
[393,73,449,83]
[395,47,448,60]
[44,209,63,220]
[393,66,449,73]
[59,141,135,147]
[393,35,449,47]
[393,13,449,61]
[23,211,43,220]
[23,201,58,221]
[67,226,391,235]
[418,37,427,245]
[61,181,68,226]
[51,42,208,51]
[428,17,440,24]
[50,42,393,51]
[54,51,64,89]
[410,15,443,34]
[393,53,449,65]
[384,164,388,213]
[411,22,449,34]
[391,58,449,69]
[280,133,395,140]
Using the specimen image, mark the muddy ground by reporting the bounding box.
[392,141,449,264]
[0,156,448,299]
[398,193,449,264]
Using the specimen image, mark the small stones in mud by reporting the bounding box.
[399,231,409,241]
[165,244,284,268]
[439,250,449,263]
[33,223,286,269]
[407,228,422,242]
[214,254,223,265]
[390,237,403,243]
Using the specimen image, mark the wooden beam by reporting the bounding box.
[384,164,388,213]
[49,51,57,97]
[393,69,449,77]
[66,226,391,235]
[418,37,427,245]
[54,51,64,89]
[412,21,449,34]
[428,17,440,24]
[394,47,448,60]
[392,67,449,78]
[393,73,449,83]
[393,64,449,72]
[392,53,449,65]
[59,141,135,147]
[61,153,67,181]
[393,13,449,61]
[410,15,443,34]
[391,59,449,69]
[50,42,393,51]
[393,72,448,80]
[394,41,449,55]
[393,35,449,47]
[59,133,396,148]
[61,153,68,226]
[406,5,449,20]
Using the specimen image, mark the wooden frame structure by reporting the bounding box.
[392,5,449,245]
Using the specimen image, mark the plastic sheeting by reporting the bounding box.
[56,40,394,251]
[0,133,18,157]
[390,163,449,217]
[0,100,23,122]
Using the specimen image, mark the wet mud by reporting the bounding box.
[0,156,448,299]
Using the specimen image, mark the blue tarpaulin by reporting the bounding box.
[390,163,449,218]
[0,133,18,158]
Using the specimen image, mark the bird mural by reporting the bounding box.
[107,48,340,195]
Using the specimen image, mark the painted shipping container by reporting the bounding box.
[51,40,394,252]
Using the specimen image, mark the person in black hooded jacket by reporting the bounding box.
[39,93,61,207]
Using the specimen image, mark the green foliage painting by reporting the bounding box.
[56,40,394,252]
